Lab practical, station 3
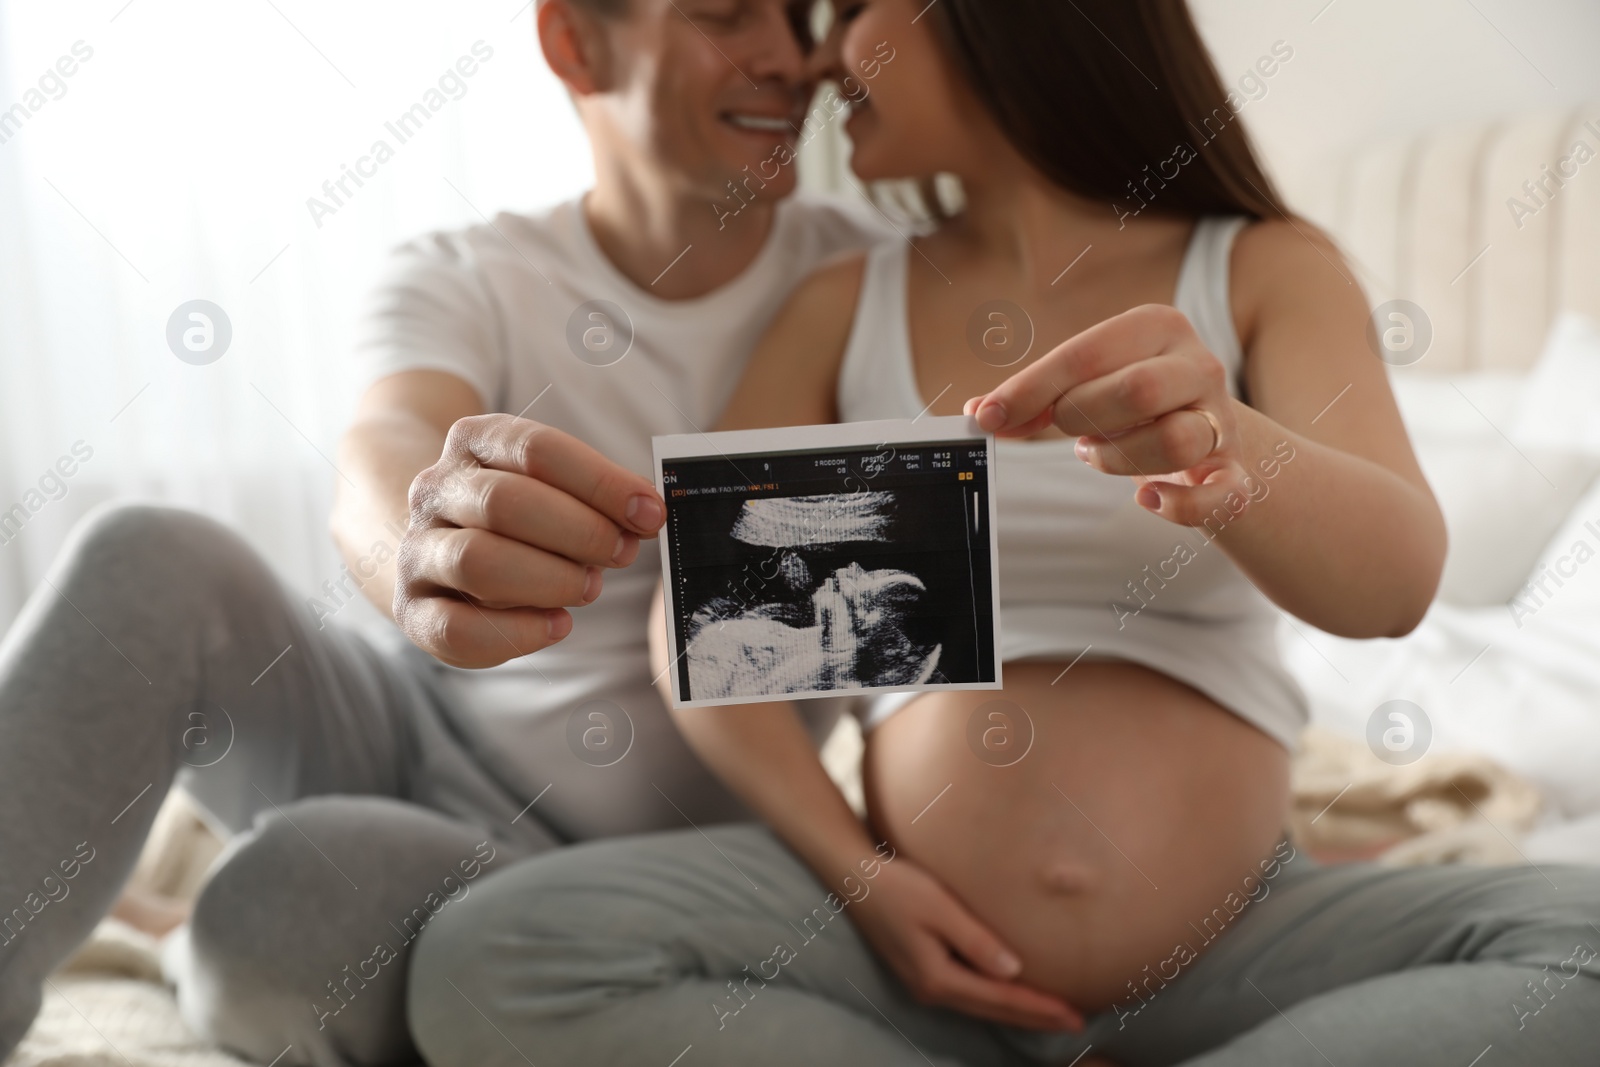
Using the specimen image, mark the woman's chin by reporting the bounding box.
[845,141,941,190]
[843,114,889,182]
[844,150,916,188]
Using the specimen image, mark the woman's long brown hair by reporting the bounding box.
[930,0,1287,221]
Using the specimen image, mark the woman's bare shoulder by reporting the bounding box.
[1225,217,1421,479]
[1228,217,1367,350]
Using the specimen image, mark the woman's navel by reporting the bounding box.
[1038,858,1099,896]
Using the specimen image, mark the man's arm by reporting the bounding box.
[332,369,666,668]
[333,369,476,618]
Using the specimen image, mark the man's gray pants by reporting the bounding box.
[408,823,1600,1065]
[0,504,570,1067]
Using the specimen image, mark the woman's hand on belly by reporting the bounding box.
[865,661,1291,1011]
[846,855,1085,1032]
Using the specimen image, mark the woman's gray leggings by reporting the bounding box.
[408,824,1600,1066]
[0,505,566,1067]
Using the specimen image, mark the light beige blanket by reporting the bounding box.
[1289,726,1543,866]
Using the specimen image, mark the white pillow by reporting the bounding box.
[1514,472,1600,622]
[1418,442,1600,606]
[1382,316,1600,607]
[1509,313,1600,452]
[1390,370,1526,442]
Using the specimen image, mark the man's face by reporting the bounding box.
[588,0,816,201]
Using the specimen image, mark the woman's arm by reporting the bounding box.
[1220,221,1445,637]
[661,256,871,877]
[714,254,862,430]
[667,256,879,878]
[967,220,1445,639]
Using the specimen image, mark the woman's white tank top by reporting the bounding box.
[836,218,1308,748]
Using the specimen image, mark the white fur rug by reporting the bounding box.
[6,920,249,1067]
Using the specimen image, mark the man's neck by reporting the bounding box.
[584,164,781,301]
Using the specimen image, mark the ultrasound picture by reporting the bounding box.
[657,432,998,706]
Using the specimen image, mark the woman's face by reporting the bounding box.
[821,0,993,182]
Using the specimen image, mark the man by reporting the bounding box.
[0,2,899,1065]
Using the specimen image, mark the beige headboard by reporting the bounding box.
[1295,104,1600,373]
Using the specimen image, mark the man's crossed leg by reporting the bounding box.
[0,504,557,1067]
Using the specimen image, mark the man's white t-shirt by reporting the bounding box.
[355,192,890,841]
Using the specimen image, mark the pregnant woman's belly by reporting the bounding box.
[862,660,1290,1011]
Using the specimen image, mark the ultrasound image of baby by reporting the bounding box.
[682,492,943,700]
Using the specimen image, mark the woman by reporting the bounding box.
[407,2,1600,1064]
[644,0,1392,1022]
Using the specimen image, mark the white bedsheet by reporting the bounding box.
[1281,602,1600,824]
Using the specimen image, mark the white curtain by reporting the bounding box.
[0,0,595,630]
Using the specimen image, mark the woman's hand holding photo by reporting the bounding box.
[964,284,1446,641]
[963,303,1247,529]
